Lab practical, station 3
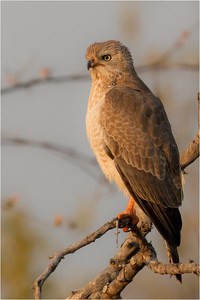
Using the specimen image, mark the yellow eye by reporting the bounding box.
[102,54,111,61]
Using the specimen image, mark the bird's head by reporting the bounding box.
[86,40,135,81]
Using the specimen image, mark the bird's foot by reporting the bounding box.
[117,197,139,232]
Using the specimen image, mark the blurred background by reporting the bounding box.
[1,1,199,299]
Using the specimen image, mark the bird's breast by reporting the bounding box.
[86,94,126,192]
[86,98,109,170]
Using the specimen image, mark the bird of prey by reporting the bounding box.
[86,40,183,282]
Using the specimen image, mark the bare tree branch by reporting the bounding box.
[180,94,199,171]
[1,134,104,182]
[1,74,89,95]
[2,22,198,96]
[32,219,117,300]
[1,62,198,95]
[1,135,94,164]
[66,223,199,300]
[32,217,199,300]
[2,126,199,179]
[147,260,200,276]
[31,129,199,299]
[180,133,199,171]
[66,225,150,300]
[88,231,200,300]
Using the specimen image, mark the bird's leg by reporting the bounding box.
[117,197,139,232]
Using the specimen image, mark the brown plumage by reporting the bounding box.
[86,40,183,282]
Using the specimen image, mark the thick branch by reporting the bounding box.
[67,235,143,299]
[180,94,199,171]
[180,133,199,171]
[67,226,199,299]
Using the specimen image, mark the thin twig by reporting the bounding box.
[1,135,94,164]
[1,74,89,95]
[1,63,198,95]
[2,22,198,96]
[153,21,199,64]
[2,128,199,179]
[1,135,104,182]
[32,218,117,299]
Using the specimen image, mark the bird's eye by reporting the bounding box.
[102,54,112,61]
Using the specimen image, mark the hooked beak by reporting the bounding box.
[87,60,95,70]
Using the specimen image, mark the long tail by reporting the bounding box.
[165,241,182,283]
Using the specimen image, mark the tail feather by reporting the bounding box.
[113,159,183,283]
[165,241,182,283]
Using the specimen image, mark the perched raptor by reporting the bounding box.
[86,40,183,282]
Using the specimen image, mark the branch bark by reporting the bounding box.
[66,225,199,300]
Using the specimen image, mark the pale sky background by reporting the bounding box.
[2,1,199,299]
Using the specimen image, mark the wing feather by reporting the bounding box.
[100,86,183,208]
